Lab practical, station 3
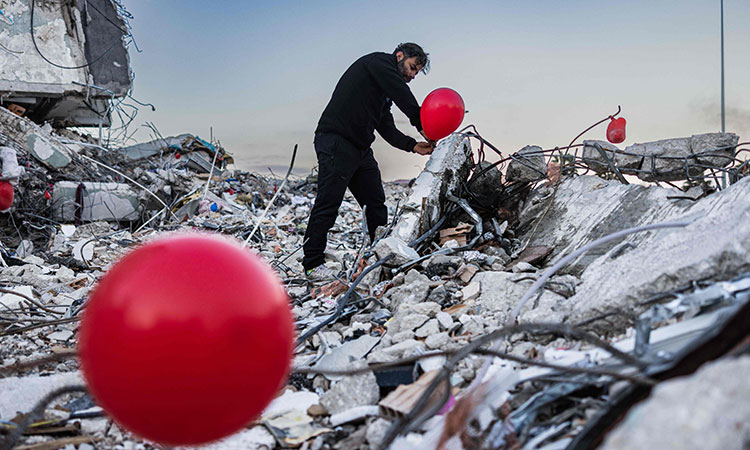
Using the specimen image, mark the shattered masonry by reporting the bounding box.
[2,104,748,449]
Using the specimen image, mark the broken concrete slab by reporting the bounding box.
[312,334,380,381]
[581,133,739,182]
[26,132,72,169]
[582,140,642,174]
[472,270,567,324]
[601,356,750,450]
[384,269,432,311]
[118,134,192,160]
[506,145,547,183]
[517,176,692,274]
[628,132,738,182]
[50,181,141,222]
[689,132,739,167]
[559,176,750,332]
[392,134,473,244]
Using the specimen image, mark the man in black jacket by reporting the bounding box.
[303,42,434,279]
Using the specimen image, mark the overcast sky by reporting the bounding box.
[122,0,750,181]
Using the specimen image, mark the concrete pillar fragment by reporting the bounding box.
[392,134,473,244]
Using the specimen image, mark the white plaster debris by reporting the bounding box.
[0,372,84,419]
[0,284,33,308]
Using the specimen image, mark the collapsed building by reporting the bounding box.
[1,103,748,448]
[0,0,131,128]
[1,3,750,448]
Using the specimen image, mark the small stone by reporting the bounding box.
[374,237,420,267]
[425,332,450,349]
[436,312,454,330]
[410,301,441,317]
[461,281,481,301]
[400,313,429,331]
[366,418,392,448]
[382,339,421,358]
[512,262,536,273]
[426,254,462,277]
[458,264,479,283]
[458,314,484,336]
[415,319,439,338]
[427,285,450,305]
[507,145,547,182]
[491,262,506,271]
[392,330,415,344]
[320,363,379,415]
[307,404,328,417]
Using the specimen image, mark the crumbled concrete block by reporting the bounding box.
[425,332,450,350]
[461,281,481,301]
[511,262,536,273]
[506,145,547,183]
[392,134,473,243]
[319,363,379,415]
[602,356,750,450]
[51,181,140,222]
[392,330,415,344]
[374,236,419,267]
[582,140,641,174]
[366,418,392,448]
[415,319,439,338]
[436,311,454,330]
[408,301,442,317]
[400,314,429,331]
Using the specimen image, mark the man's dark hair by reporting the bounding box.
[393,42,430,74]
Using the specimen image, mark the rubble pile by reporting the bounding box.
[2,107,750,450]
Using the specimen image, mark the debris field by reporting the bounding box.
[1,101,749,450]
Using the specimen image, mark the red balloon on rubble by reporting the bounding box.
[0,181,14,211]
[607,117,627,144]
[420,88,465,141]
[0,181,12,210]
[78,233,295,446]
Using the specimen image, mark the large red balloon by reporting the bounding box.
[78,233,295,446]
[421,88,465,141]
[0,181,13,211]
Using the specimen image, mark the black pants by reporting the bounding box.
[303,133,387,271]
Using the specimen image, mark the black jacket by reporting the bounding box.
[316,52,422,152]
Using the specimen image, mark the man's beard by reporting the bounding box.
[397,59,409,82]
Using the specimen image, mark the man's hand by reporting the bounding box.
[419,130,438,147]
[413,142,434,155]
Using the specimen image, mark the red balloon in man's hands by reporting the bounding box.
[607,117,627,144]
[78,234,295,446]
[421,88,465,141]
[0,181,14,211]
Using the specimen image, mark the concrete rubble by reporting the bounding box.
[3,32,750,447]
[1,107,749,449]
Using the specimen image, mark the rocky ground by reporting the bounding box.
[1,108,749,450]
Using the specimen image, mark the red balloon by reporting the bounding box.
[78,234,295,446]
[607,117,627,144]
[421,88,465,141]
[0,181,13,211]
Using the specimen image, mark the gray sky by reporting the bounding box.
[123,0,750,181]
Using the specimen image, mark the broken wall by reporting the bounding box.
[0,0,131,126]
